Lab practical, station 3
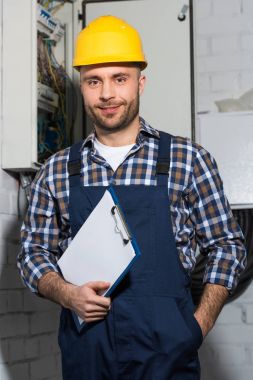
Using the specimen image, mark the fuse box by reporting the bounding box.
[2,0,82,171]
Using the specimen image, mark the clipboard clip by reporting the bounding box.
[111,205,132,245]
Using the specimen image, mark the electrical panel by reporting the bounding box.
[2,0,82,171]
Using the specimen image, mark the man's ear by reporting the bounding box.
[139,75,146,95]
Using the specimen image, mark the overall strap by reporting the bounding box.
[67,140,83,187]
[156,131,172,186]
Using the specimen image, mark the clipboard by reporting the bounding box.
[57,186,141,331]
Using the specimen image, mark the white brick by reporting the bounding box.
[196,93,219,113]
[241,70,253,88]
[55,352,62,375]
[30,311,60,335]
[196,38,210,56]
[0,314,29,338]
[248,344,253,364]
[211,72,240,92]
[30,356,57,380]
[0,242,7,265]
[24,337,40,359]
[0,192,11,214]
[212,35,238,53]
[197,52,252,73]
[7,242,20,265]
[216,303,243,324]
[206,324,253,344]
[241,34,253,50]
[197,74,211,92]
[200,342,249,368]
[245,304,253,323]
[10,193,18,216]
[215,344,248,366]
[23,290,57,312]
[199,342,216,364]
[0,339,8,363]
[195,0,212,19]
[0,292,8,314]
[237,282,253,303]
[0,364,9,380]
[243,0,253,13]
[8,336,39,362]
[200,363,253,380]
[7,290,23,312]
[0,214,21,242]
[213,0,241,16]
[0,169,18,192]
[197,15,252,36]
[0,265,24,290]
[8,338,26,362]
[2,362,29,380]
[39,334,59,356]
[221,366,253,380]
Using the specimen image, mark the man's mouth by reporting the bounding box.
[97,104,122,115]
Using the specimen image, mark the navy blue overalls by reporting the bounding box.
[58,131,203,380]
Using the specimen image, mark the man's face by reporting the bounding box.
[80,64,146,133]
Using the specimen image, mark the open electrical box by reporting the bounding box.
[2,0,82,171]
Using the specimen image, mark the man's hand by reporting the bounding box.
[194,283,229,338]
[67,281,111,323]
[38,272,111,323]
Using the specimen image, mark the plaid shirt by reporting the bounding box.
[18,118,246,293]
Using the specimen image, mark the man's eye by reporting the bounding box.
[88,80,100,87]
[116,77,127,84]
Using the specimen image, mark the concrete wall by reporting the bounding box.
[0,0,252,379]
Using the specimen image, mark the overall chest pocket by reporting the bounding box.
[123,207,156,285]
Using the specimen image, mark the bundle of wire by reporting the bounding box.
[38,0,70,13]
[37,17,77,162]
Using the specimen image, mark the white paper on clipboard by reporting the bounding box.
[57,188,141,330]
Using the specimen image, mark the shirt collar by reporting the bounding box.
[81,117,160,151]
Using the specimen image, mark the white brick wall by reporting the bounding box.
[195,0,253,112]
[0,1,252,380]
[199,283,253,379]
[0,1,62,379]
[194,0,253,378]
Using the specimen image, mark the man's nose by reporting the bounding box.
[99,81,115,101]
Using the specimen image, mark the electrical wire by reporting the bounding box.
[38,0,71,11]
[44,41,67,121]
[37,0,78,162]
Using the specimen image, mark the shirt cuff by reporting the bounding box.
[19,255,60,294]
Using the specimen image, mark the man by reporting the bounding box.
[18,15,246,379]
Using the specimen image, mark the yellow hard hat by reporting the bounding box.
[73,15,147,70]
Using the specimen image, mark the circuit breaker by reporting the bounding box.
[2,0,82,171]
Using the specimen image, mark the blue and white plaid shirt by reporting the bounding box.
[18,118,246,293]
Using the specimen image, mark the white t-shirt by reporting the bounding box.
[94,137,134,172]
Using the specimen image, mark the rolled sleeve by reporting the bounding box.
[189,146,246,293]
[17,165,61,293]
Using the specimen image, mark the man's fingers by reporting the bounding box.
[71,282,111,321]
[82,309,110,323]
[93,294,111,309]
[86,281,110,292]
[82,281,111,308]
[85,303,111,314]
[85,316,107,323]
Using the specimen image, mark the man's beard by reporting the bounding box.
[85,92,140,133]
